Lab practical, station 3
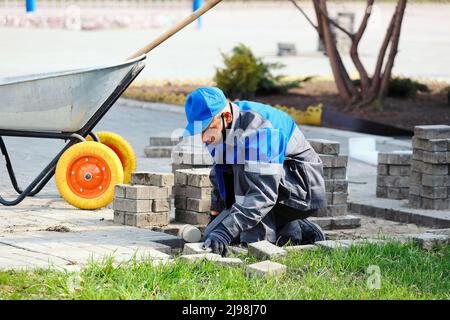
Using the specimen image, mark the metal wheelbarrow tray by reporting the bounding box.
[0,55,146,206]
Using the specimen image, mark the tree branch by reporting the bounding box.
[312,0,354,39]
[371,9,396,94]
[288,0,318,31]
[379,0,408,97]
[350,0,374,97]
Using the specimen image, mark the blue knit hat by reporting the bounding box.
[184,87,228,136]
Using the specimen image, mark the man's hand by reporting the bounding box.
[203,223,232,257]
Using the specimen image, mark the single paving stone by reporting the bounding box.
[125,212,170,227]
[248,240,287,260]
[183,242,212,255]
[173,185,187,197]
[186,198,210,212]
[149,136,181,147]
[185,186,212,199]
[152,199,171,212]
[174,196,187,209]
[113,198,152,213]
[314,204,347,217]
[378,151,412,165]
[320,155,348,168]
[308,139,340,155]
[377,175,410,188]
[179,253,221,263]
[122,185,152,200]
[113,211,126,225]
[411,160,448,175]
[144,146,173,158]
[324,179,348,193]
[245,260,287,277]
[215,257,244,267]
[315,240,349,250]
[414,125,450,140]
[412,137,449,152]
[131,172,174,187]
[377,164,389,176]
[175,169,190,185]
[114,184,127,198]
[284,245,318,252]
[413,149,449,164]
[229,246,249,256]
[187,168,212,187]
[388,165,411,176]
[175,209,210,225]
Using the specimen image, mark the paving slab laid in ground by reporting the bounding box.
[248,240,287,260]
[245,261,287,278]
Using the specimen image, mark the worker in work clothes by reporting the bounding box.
[183,87,327,256]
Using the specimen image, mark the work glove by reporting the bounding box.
[203,223,232,257]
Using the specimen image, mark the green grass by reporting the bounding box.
[0,242,448,300]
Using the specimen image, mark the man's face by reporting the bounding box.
[201,113,224,145]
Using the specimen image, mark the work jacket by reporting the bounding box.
[206,101,327,240]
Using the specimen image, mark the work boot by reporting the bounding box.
[298,219,326,244]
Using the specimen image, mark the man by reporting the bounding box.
[183,87,327,256]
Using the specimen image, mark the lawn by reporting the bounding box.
[0,242,448,300]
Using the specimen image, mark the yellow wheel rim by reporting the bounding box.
[55,141,123,210]
[87,132,136,184]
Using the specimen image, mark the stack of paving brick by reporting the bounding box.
[376,151,412,199]
[171,137,213,173]
[144,136,182,158]
[113,172,174,227]
[409,125,450,210]
[308,139,349,216]
[173,168,212,226]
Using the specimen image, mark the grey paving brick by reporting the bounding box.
[377,175,410,188]
[175,209,210,225]
[187,168,212,187]
[323,167,347,179]
[122,185,152,200]
[320,155,348,168]
[144,146,172,158]
[413,149,449,164]
[413,232,450,250]
[175,169,190,185]
[324,179,348,193]
[377,164,389,176]
[248,240,287,260]
[125,212,170,227]
[185,186,212,199]
[245,261,287,277]
[114,184,127,198]
[149,136,181,147]
[388,165,411,176]
[308,139,340,155]
[113,198,152,213]
[152,199,171,212]
[378,151,412,165]
[284,245,318,252]
[178,225,202,243]
[179,253,221,263]
[412,137,449,152]
[414,125,450,140]
[411,160,448,175]
[315,204,347,217]
[174,196,187,209]
[173,185,187,197]
[113,211,126,225]
[183,242,212,255]
[186,198,211,212]
[315,240,349,250]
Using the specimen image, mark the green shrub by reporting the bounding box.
[352,77,430,98]
[214,44,303,99]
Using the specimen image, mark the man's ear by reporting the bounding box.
[223,111,233,124]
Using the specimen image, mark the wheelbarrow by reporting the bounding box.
[0,0,223,210]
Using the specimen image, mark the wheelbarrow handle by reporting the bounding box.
[127,0,223,60]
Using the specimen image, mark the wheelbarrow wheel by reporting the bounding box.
[55,141,124,210]
[87,131,136,184]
